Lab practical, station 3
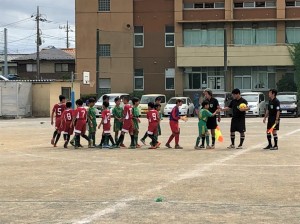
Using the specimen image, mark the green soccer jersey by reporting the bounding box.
[112,106,123,120]
[199,109,213,122]
[88,107,97,132]
[132,106,140,130]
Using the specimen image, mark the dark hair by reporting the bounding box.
[155,97,161,102]
[176,99,183,104]
[103,95,109,101]
[66,101,72,108]
[154,103,161,109]
[204,89,213,97]
[103,101,109,108]
[148,102,155,108]
[202,100,209,108]
[232,88,241,95]
[76,99,83,106]
[59,95,66,102]
[88,98,95,103]
[114,97,120,102]
[123,95,130,102]
[269,89,278,96]
[132,97,140,105]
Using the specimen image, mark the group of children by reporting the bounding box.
[50,95,165,149]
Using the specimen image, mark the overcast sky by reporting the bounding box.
[0,0,75,54]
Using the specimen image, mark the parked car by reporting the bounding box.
[138,94,167,115]
[4,74,20,80]
[241,92,266,117]
[0,75,9,81]
[164,97,195,117]
[277,92,299,117]
[94,93,129,116]
[213,92,233,117]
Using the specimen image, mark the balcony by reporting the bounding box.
[176,45,293,67]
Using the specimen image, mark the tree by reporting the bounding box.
[288,43,300,95]
[276,74,297,92]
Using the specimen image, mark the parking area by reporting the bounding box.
[0,117,299,223]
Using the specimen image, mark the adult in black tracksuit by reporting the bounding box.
[222,88,249,149]
[203,89,220,149]
[263,89,280,150]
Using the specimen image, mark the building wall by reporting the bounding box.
[76,0,134,95]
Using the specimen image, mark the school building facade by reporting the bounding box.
[75,0,300,98]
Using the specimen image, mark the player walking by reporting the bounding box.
[60,101,74,148]
[51,95,66,147]
[146,102,161,149]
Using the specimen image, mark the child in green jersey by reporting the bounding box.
[195,100,219,150]
[132,97,141,148]
[87,98,97,148]
[112,97,123,144]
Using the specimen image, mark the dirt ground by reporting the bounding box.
[0,117,299,224]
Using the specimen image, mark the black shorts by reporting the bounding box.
[267,117,280,131]
[230,117,246,133]
[207,117,217,129]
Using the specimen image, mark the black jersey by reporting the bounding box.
[268,98,280,117]
[207,97,219,113]
[229,97,248,118]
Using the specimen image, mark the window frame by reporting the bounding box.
[134,26,144,48]
[165,68,175,90]
[134,68,144,91]
[98,0,110,12]
[55,63,69,72]
[26,63,37,72]
[165,26,175,48]
[99,44,111,57]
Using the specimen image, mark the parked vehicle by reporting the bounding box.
[0,75,9,81]
[213,92,233,117]
[241,92,266,117]
[164,97,194,116]
[138,94,167,115]
[94,93,129,116]
[277,92,299,117]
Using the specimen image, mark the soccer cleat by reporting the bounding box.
[103,145,110,149]
[140,139,146,145]
[88,145,95,148]
[236,145,243,149]
[136,144,142,148]
[70,140,75,146]
[263,145,272,150]
[199,145,205,149]
[165,143,172,148]
[155,142,161,148]
[227,144,235,149]
[120,144,126,148]
[98,145,103,149]
[79,144,84,148]
[63,141,68,148]
[211,144,215,149]
[51,138,54,145]
[194,146,201,150]
[129,145,136,149]
[149,146,157,149]
[270,146,278,150]
[53,144,57,148]
[74,146,79,149]
[175,145,183,149]
[206,146,212,149]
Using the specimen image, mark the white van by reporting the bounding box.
[241,92,266,117]
[94,93,129,116]
[138,94,167,115]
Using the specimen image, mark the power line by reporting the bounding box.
[0,17,33,28]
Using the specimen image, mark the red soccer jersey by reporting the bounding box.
[123,104,133,121]
[52,103,66,119]
[102,109,111,133]
[74,107,87,120]
[62,109,73,123]
[147,109,159,124]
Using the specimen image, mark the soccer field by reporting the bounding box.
[0,117,300,223]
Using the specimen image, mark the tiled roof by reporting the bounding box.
[61,48,76,57]
[13,47,75,61]
[0,54,28,62]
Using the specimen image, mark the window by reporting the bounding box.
[165,68,175,90]
[296,1,300,6]
[165,26,175,47]
[207,68,224,90]
[244,2,255,7]
[134,69,144,90]
[62,87,71,100]
[286,27,300,44]
[234,1,275,8]
[234,27,276,45]
[134,26,144,48]
[234,2,243,7]
[26,64,37,72]
[266,1,276,7]
[205,3,214,8]
[215,2,225,8]
[99,44,111,57]
[99,78,111,95]
[183,3,194,9]
[286,1,295,6]
[184,29,224,46]
[194,3,204,8]
[256,2,266,7]
[98,0,110,11]
[55,64,69,72]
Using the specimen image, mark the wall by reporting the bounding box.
[0,82,32,117]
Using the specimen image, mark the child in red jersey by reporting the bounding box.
[51,95,66,147]
[72,99,91,149]
[146,102,161,149]
[166,99,183,149]
[98,101,116,148]
[60,101,74,148]
[115,95,135,148]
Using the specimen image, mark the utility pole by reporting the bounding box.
[36,6,41,79]
[96,29,100,98]
[60,21,73,48]
[4,28,8,76]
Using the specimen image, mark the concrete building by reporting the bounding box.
[76,0,300,97]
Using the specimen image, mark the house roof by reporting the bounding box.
[13,47,75,61]
[61,48,76,57]
[0,54,28,62]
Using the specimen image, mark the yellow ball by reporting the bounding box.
[239,103,247,109]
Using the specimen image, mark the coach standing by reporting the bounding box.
[222,88,249,149]
[203,89,221,149]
